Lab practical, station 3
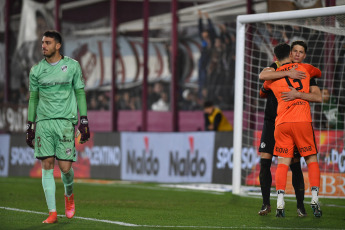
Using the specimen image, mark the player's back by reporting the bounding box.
[268,63,312,126]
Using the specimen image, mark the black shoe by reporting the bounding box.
[258,204,271,216]
[297,206,307,217]
[276,209,285,218]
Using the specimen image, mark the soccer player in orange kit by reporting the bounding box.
[258,41,322,217]
[262,43,322,218]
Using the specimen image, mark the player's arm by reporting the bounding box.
[259,80,272,98]
[27,91,38,122]
[281,86,321,102]
[26,91,38,148]
[259,65,306,81]
[75,88,90,143]
[75,88,87,116]
[73,62,90,144]
[281,78,322,102]
[301,63,321,78]
[198,10,204,39]
[26,69,38,149]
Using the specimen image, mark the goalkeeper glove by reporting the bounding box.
[26,121,35,149]
[76,116,90,144]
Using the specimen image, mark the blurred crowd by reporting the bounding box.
[194,10,236,110]
[4,10,344,131]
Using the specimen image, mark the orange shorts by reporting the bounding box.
[274,122,318,158]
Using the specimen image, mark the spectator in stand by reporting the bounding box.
[166,42,186,90]
[97,93,109,110]
[218,24,233,64]
[207,37,229,108]
[197,10,217,99]
[152,92,169,111]
[218,23,235,109]
[148,82,165,109]
[203,101,233,131]
[314,88,344,130]
[130,94,142,110]
[181,89,201,111]
[147,84,156,108]
[89,93,98,110]
[117,91,135,110]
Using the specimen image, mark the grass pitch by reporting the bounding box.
[0,177,344,229]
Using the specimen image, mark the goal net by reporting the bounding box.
[233,6,345,198]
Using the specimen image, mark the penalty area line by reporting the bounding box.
[0,206,341,229]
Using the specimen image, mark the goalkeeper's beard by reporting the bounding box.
[43,49,56,58]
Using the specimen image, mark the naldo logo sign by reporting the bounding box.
[121,132,214,183]
[126,136,159,175]
[169,136,206,177]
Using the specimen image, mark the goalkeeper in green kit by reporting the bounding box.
[26,30,90,224]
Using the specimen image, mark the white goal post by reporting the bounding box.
[233,5,345,195]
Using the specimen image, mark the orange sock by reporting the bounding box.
[308,162,320,188]
[275,164,289,191]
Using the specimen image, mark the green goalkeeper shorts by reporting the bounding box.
[34,119,77,162]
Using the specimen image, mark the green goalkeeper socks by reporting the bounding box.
[42,169,56,212]
[61,167,74,197]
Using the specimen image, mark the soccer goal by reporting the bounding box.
[233,6,345,197]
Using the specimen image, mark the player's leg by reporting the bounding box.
[294,122,321,217]
[59,161,74,197]
[59,160,75,219]
[259,153,273,215]
[41,157,58,223]
[275,157,292,217]
[305,154,322,217]
[274,123,294,217]
[258,120,275,215]
[55,119,77,219]
[290,155,306,216]
[35,120,58,223]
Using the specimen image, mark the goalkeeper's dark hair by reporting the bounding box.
[43,30,62,45]
[291,40,308,53]
[274,43,291,61]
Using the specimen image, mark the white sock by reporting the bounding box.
[277,190,285,209]
[311,187,319,203]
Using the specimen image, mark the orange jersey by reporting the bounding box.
[263,63,321,126]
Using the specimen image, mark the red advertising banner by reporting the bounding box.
[286,172,345,197]
[9,132,121,180]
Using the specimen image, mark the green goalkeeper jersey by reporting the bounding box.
[29,56,85,125]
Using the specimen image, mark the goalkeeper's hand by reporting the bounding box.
[26,122,35,149]
[76,116,90,144]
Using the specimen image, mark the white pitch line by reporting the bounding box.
[0,206,139,227]
[0,206,342,230]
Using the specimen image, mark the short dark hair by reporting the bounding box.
[43,30,62,45]
[291,40,308,53]
[274,43,291,61]
[204,101,214,108]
